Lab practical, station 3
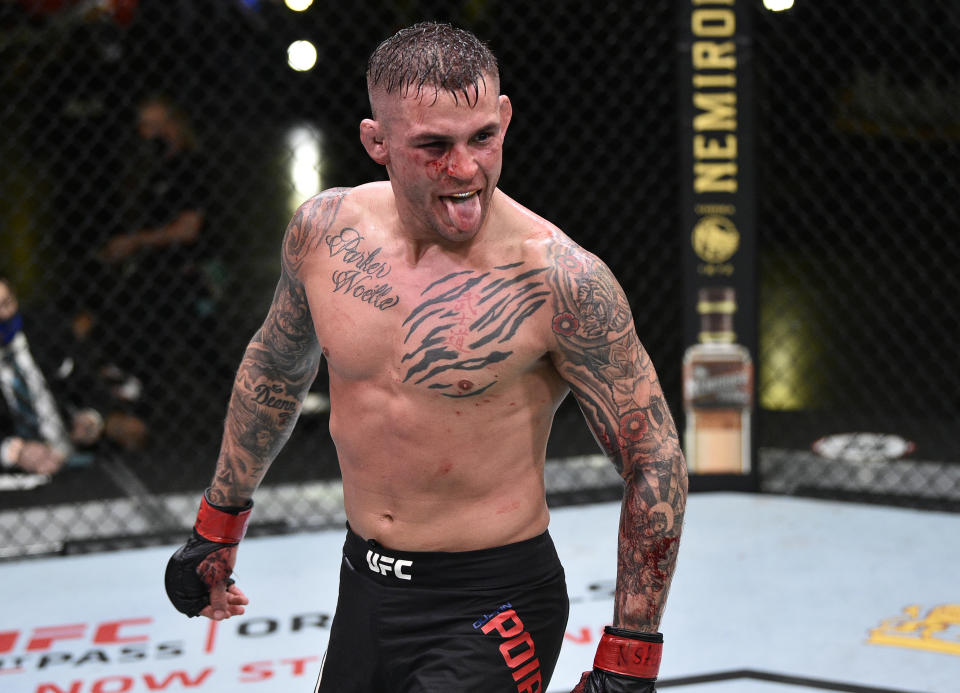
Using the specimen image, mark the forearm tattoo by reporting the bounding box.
[547,239,687,631]
[210,190,347,505]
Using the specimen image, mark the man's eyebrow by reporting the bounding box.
[408,124,498,144]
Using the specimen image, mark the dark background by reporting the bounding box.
[1,1,957,524]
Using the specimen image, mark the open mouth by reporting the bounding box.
[440,189,483,232]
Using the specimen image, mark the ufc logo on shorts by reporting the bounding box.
[365,550,413,580]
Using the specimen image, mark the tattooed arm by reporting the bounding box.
[547,240,688,632]
[207,190,347,506]
[165,191,348,622]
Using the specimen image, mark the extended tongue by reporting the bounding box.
[443,194,482,233]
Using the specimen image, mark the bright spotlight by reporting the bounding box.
[763,0,795,10]
[287,40,317,72]
[285,0,314,10]
[286,125,323,216]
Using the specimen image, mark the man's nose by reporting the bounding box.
[446,144,478,180]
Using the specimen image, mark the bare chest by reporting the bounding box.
[307,232,555,396]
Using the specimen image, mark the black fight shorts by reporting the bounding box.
[315,525,569,693]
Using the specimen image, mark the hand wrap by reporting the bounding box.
[576,628,663,693]
[164,490,252,617]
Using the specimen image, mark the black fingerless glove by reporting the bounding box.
[580,628,663,693]
[164,489,253,617]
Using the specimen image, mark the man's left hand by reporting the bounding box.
[570,628,663,692]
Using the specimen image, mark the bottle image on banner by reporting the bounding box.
[683,287,753,473]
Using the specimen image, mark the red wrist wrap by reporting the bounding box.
[194,495,252,543]
[593,632,663,680]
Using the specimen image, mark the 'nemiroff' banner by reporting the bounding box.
[678,0,756,355]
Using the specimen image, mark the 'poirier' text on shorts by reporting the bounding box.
[315,525,570,693]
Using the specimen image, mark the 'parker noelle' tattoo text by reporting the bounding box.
[325,227,400,310]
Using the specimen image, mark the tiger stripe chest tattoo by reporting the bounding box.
[399,262,550,397]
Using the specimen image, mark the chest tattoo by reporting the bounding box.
[400,262,550,397]
[324,227,400,310]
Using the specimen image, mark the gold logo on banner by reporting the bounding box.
[692,215,740,263]
[867,604,960,656]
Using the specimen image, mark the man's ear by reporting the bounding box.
[360,119,389,165]
[498,95,513,141]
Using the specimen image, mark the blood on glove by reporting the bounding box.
[164,491,252,617]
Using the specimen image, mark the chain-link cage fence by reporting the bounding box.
[753,1,960,511]
[0,0,956,559]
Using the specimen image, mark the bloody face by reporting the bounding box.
[372,76,512,244]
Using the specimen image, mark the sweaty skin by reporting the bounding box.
[206,77,687,632]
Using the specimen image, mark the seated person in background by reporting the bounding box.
[56,306,149,452]
[99,94,207,268]
[0,278,146,476]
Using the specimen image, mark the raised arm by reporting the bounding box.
[546,239,688,632]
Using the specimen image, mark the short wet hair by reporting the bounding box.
[366,22,499,110]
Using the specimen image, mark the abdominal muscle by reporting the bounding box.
[341,468,551,553]
[328,380,558,552]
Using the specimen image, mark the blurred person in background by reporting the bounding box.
[1,278,99,475]
[56,303,150,452]
[0,278,148,477]
[99,94,207,267]
[96,94,227,414]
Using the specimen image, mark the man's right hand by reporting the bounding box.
[165,491,253,619]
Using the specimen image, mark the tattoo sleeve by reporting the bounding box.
[547,240,688,632]
[208,190,348,506]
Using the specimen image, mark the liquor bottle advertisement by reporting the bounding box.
[677,0,757,478]
[683,288,753,474]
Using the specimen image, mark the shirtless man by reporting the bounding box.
[166,22,687,693]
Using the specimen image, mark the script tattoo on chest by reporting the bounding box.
[401,262,549,397]
[324,227,400,310]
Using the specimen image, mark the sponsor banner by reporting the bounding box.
[678,0,757,352]
[0,533,339,693]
